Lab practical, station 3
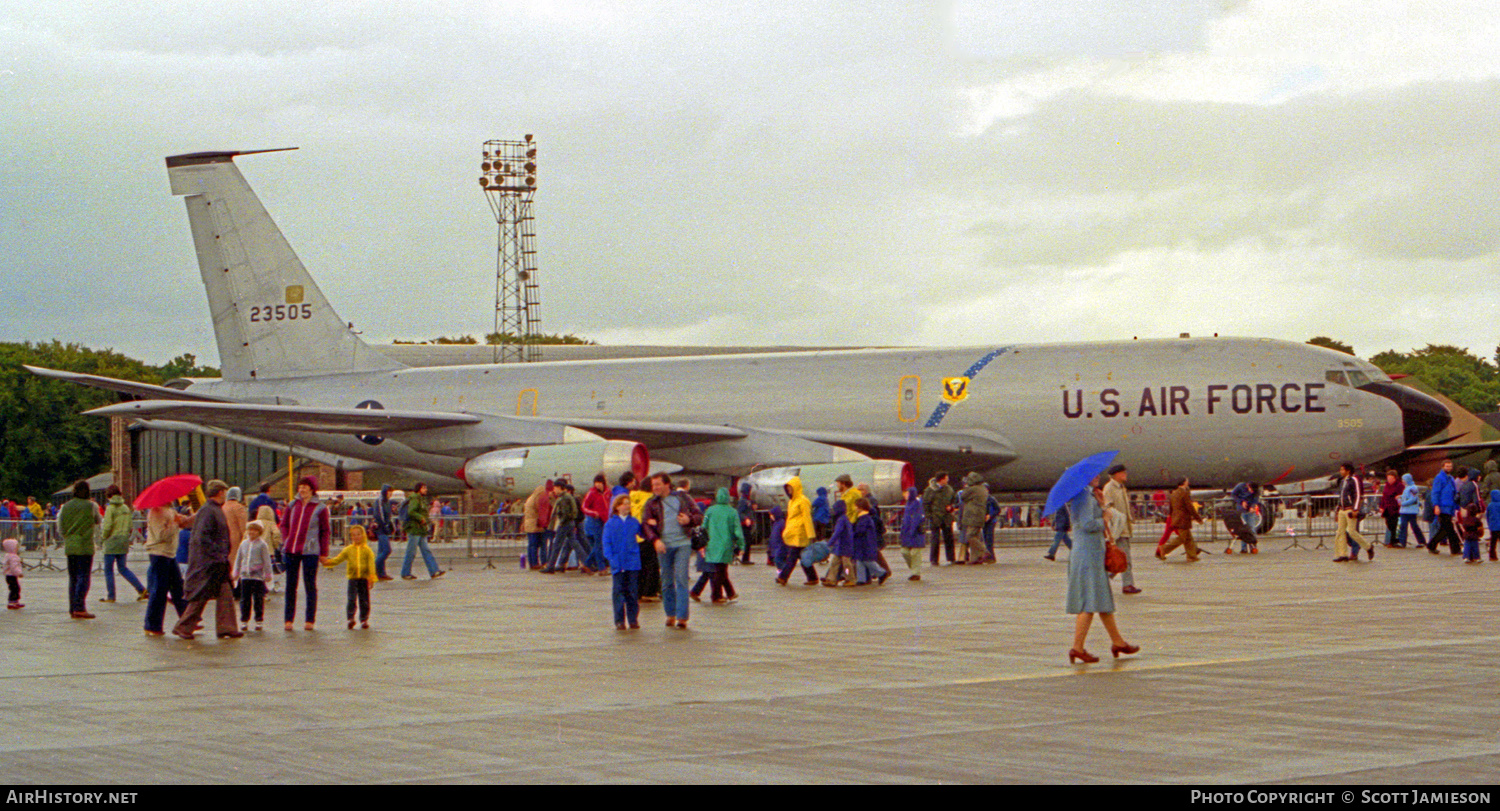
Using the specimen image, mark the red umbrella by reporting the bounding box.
[133,474,202,510]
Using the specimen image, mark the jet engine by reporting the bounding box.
[741,460,914,509]
[458,441,648,496]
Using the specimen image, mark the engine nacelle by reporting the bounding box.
[458,441,648,496]
[741,460,914,509]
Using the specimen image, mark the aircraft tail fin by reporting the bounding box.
[166,150,405,381]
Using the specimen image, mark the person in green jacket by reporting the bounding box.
[99,485,146,603]
[400,482,445,580]
[1480,460,1500,504]
[57,480,101,618]
[691,487,745,603]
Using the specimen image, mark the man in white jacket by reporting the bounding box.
[1102,464,1140,595]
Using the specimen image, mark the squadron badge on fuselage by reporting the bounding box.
[942,376,971,404]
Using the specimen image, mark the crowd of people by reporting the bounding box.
[9,456,1498,661]
[7,475,450,638]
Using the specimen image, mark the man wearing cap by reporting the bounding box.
[173,480,242,640]
[1102,464,1140,594]
[958,472,989,564]
[223,486,249,586]
[923,472,957,565]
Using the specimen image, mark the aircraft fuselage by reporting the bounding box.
[184,336,1408,491]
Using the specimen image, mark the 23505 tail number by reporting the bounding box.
[249,304,313,322]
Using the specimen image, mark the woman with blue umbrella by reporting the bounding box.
[1044,452,1139,664]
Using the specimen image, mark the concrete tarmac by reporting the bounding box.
[1,540,1497,784]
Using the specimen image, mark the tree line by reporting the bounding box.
[1308,336,1500,415]
[0,343,216,499]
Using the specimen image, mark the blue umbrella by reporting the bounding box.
[1042,450,1120,518]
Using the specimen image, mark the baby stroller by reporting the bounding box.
[1217,505,1258,554]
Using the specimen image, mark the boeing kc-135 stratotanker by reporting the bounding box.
[28,150,1453,505]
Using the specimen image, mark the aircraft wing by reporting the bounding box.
[24,365,228,402]
[133,418,382,471]
[86,400,482,434]
[777,428,1018,469]
[527,419,1018,470]
[85,400,748,454]
[516,416,747,449]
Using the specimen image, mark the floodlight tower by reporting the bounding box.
[480,136,541,363]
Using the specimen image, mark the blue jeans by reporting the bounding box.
[374,531,392,578]
[403,534,439,577]
[612,570,639,625]
[658,543,693,621]
[1046,531,1071,557]
[583,517,606,571]
[1397,514,1426,547]
[777,545,819,583]
[526,532,545,568]
[855,559,887,584]
[143,555,186,633]
[103,553,145,599]
[546,524,589,571]
[283,553,320,624]
[66,554,92,614]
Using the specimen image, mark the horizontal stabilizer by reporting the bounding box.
[1403,440,1500,454]
[24,366,227,402]
[86,400,481,434]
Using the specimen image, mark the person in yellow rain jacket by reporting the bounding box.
[775,476,820,585]
[323,525,378,629]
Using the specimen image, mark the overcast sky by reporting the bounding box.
[3,0,1497,366]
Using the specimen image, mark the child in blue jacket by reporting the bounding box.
[602,495,643,629]
[1458,502,1483,563]
[1487,491,1500,562]
[851,499,889,586]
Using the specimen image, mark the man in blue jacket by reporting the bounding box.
[1427,459,1460,555]
[371,484,396,581]
[1230,481,1261,554]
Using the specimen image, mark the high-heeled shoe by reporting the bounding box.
[1111,642,1140,658]
[1068,648,1098,664]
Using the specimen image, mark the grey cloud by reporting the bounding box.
[946,79,1500,267]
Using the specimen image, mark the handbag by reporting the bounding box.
[1104,542,1128,575]
[690,526,709,551]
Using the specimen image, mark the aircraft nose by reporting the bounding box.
[1358,381,1451,446]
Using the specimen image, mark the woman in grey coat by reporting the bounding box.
[1066,479,1138,664]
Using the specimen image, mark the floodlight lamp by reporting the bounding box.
[527,148,537,158]
[482,162,492,172]
[526,176,536,186]
[525,134,533,142]
[524,162,536,172]
[478,177,488,187]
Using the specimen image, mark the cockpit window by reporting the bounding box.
[1346,369,1372,387]
[1325,370,1349,387]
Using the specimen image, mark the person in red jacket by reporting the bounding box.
[581,474,611,576]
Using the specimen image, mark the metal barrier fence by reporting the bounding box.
[0,494,1415,571]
